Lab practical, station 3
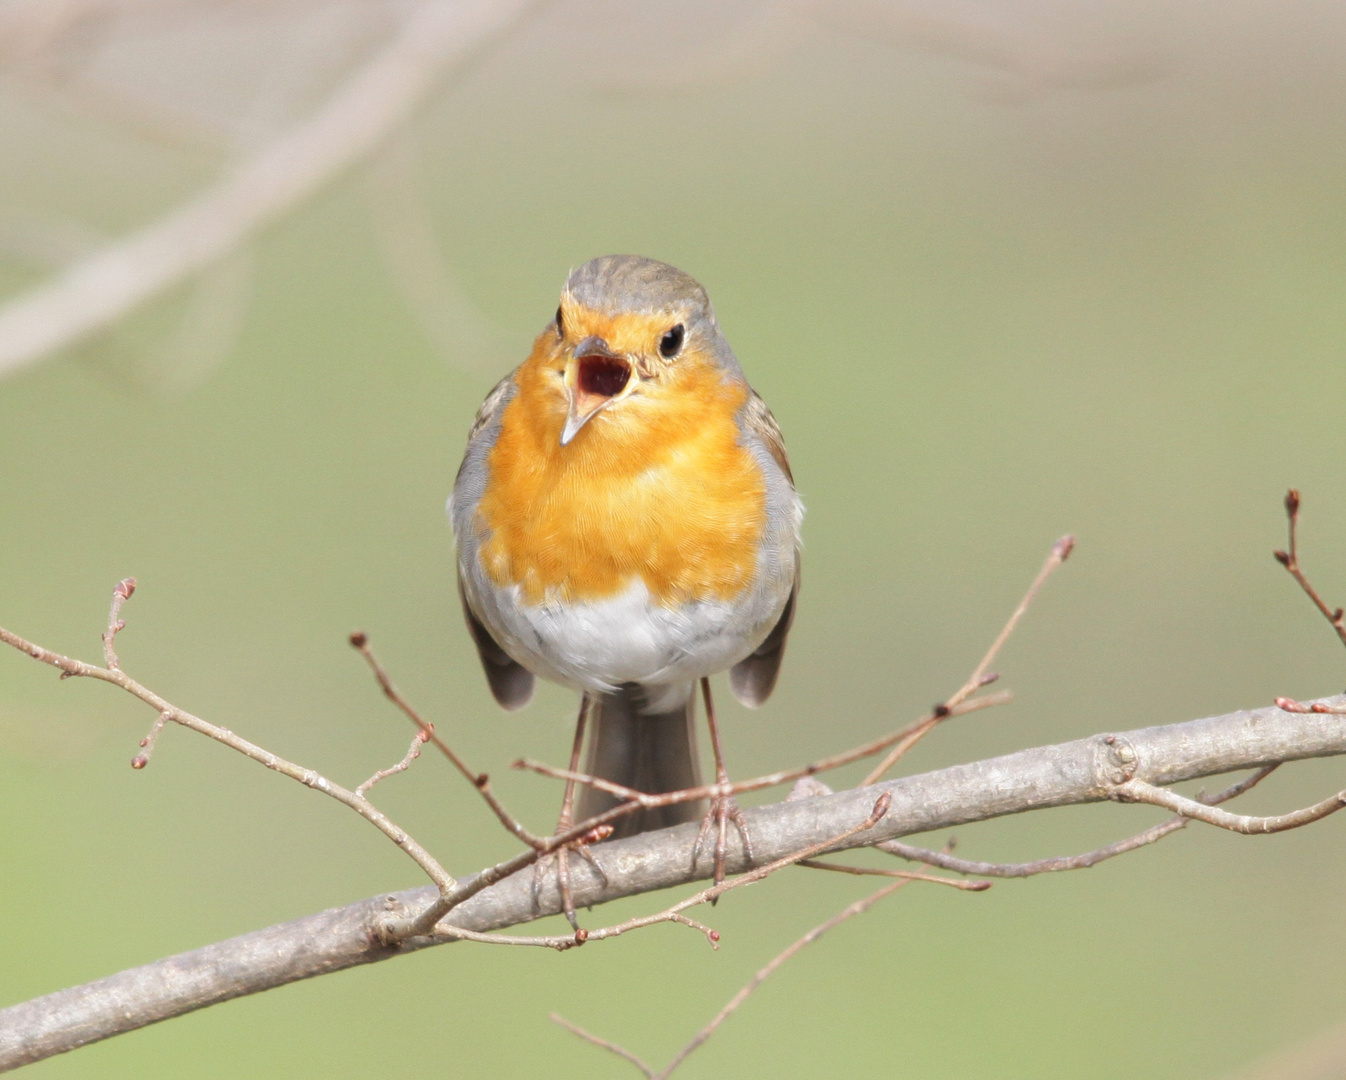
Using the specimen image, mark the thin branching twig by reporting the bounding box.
[0,586,458,898]
[878,766,1280,877]
[1273,488,1346,649]
[421,793,898,951]
[100,576,135,669]
[862,534,1074,784]
[349,631,547,848]
[1114,778,1346,834]
[356,729,429,799]
[511,691,1012,813]
[554,837,971,1078]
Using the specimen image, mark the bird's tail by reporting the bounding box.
[575,685,704,839]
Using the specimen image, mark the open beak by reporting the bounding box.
[561,336,633,446]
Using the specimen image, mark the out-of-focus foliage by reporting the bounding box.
[2,2,1345,1077]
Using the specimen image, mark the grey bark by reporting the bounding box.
[3,695,1344,1071]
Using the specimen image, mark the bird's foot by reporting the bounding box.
[531,826,610,930]
[691,787,754,889]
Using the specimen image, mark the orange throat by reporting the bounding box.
[476,338,766,607]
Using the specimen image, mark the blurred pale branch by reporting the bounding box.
[362,129,500,366]
[810,0,1161,94]
[0,0,1163,385]
[1229,1018,1346,1080]
[0,1,402,153]
[0,0,539,380]
[585,0,1160,96]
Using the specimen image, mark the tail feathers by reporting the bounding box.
[576,687,704,839]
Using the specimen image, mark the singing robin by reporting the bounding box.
[449,255,801,901]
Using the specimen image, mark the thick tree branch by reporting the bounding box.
[3,694,1344,1070]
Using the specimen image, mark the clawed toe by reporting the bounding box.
[532,835,609,930]
[692,792,754,887]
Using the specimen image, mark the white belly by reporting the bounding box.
[463,575,786,712]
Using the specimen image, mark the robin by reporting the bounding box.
[449,255,801,913]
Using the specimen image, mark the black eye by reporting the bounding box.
[659,324,685,358]
[555,306,564,335]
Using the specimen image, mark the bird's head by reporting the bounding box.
[533,255,736,446]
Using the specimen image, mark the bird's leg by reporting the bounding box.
[532,694,605,928]
[691,677,753,887]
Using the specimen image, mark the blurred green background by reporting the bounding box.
[3,2,1346,1077]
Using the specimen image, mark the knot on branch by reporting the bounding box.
[1094,733,1139,793]
[373,894,419,948]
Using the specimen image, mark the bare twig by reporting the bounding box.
[1273,489,1346,649]
[650,834,982,1080]
[130,711,170,770]
[885,832,1187,877]
[651,879,905,1078]
[797,859,990,890]
[879,765,1280,877]
[419,794,896,952]
[378,818,620,945]
[0,0,540,379]
[101,577,135,669]
[382,795,897,954]
[356,729,429,799]
[513,690,1013,809]
[0,523,1337,1070]
[1114,778,1346,834]
[2,484,1342,1080]
[862,534,1074,784]
[537,756,1326,1075]
[556,834,962,1078]
[1206,764,1284,804]
[551,1014,657,1078]
[0,598,457,898]
[349,631,546,848]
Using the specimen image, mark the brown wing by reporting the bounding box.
[741,388,793,483]
[730,563,798,708]
[732,389,798,707]
[455,370,533,710]
[459,577,534,710]
[454,370,516,490]
[469,372,514,441]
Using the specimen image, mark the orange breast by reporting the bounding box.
[476,337,766,607]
